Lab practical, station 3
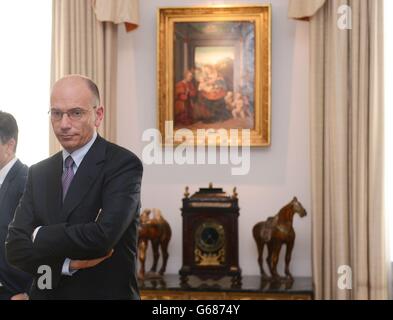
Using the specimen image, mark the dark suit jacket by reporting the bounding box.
[5,136,143,300]
[0,159,32,298]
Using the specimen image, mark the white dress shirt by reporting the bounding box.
[0,157,18,189]
[62,131,98,175]
[32,132,98,276]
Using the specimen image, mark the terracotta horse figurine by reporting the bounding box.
[138,208,172,280]
[252,197,307,280]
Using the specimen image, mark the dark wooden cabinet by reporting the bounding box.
[179,184,241,284]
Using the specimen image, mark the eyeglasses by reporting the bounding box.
[49,107,97,121]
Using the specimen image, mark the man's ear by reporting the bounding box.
[94,106,104,127]
[7,138,16,153]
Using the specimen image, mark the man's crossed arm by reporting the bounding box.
[5,157,142,283]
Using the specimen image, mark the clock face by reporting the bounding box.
[195,221,225,253]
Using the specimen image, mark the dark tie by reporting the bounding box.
[62,156,74,201]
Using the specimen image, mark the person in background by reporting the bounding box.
[175,70,197,126]
[0,111,31,300]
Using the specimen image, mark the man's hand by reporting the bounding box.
[10,293,29,300]
[69,249,114,271]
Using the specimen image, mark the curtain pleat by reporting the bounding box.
[289,0,387,299]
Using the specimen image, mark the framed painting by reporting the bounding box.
[157,6,271,147]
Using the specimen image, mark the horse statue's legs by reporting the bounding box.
[138,239,148,280]
[267,241,282,279]
[266,242,273,276]
[159,222,171,276]
[159,239,169,275]
[253,222,269,279]
[256,241,268,279]
[149,240,160,273]
[284,240,294,279]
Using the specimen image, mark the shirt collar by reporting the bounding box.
[0,157,18,185]
[62,131,97,169]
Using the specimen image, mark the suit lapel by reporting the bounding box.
[60,136,107,222]
[0,160,23,206]
[46,153,63,224]
[0,181,6,206]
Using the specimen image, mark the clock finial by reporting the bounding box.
[184,186,190,198]
[232,187,238,199]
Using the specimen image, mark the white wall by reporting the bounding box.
[0,0,51,166]
[117,0,312,277]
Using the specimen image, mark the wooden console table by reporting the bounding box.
[139,274,313,300]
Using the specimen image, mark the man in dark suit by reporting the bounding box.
[0,111,32,300]
[6,75,143,300]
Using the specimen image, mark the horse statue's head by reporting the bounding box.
[140,209,152,224]
[152,208,164,222]
[291,197,307,218]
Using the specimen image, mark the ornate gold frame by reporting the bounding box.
[157,5,271,147]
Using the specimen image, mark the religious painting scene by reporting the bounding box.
[173,21,255,130]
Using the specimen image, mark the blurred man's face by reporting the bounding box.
[185,72,193,82]
[0,139,15,170]
[50,76,104,153]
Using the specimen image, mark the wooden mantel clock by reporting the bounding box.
[179,183,242,285]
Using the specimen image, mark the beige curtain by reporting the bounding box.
[50,0,139,154]
[92,0,139,32]
[289,0,387,299]
[288,0,325,20]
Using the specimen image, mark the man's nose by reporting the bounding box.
[59,113,72,129]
